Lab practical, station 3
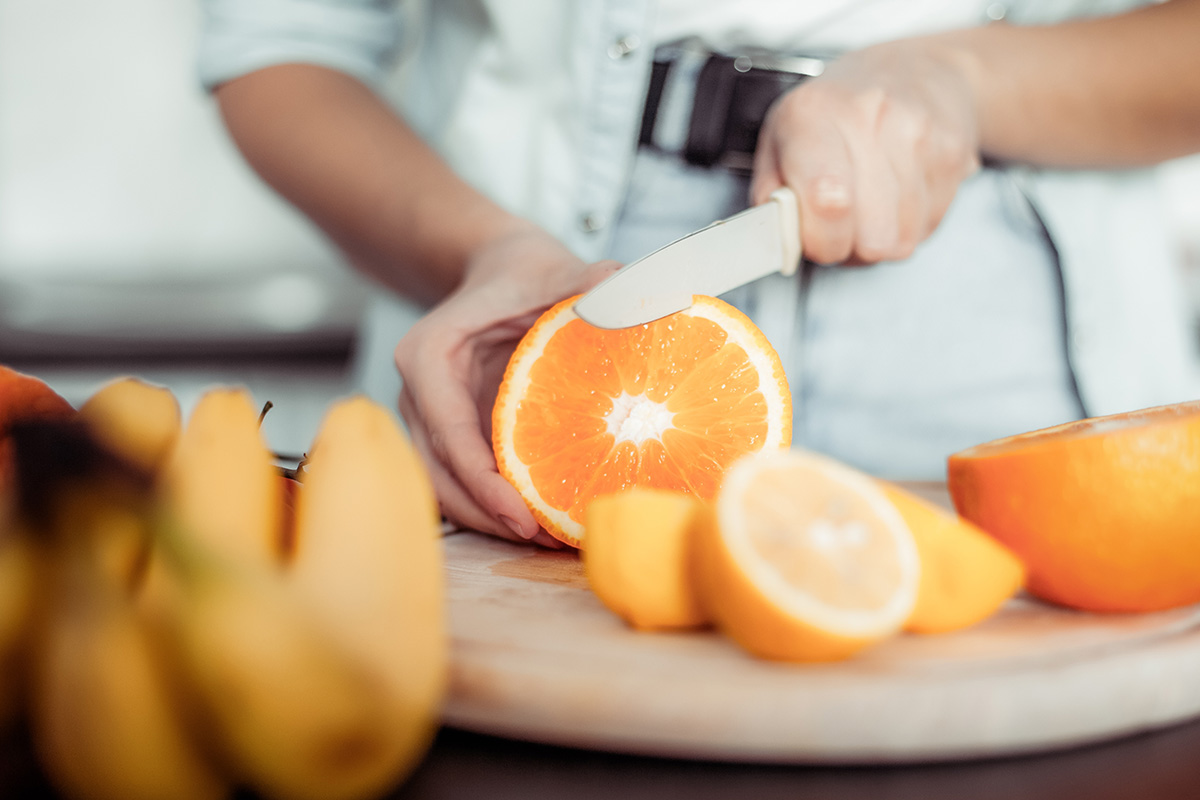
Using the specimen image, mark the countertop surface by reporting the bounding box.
[7,354,1200,800]
[7,714,1200,800]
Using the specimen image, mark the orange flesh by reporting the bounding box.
[514,315,770,524]
[742,466,902,613]
[956,400,1200,458]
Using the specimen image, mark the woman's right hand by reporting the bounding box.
[393,224,619,548]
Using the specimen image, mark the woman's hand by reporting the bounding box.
[394,225,619,547]
[751,39,982,266]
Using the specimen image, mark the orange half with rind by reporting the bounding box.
[493,295,791,546]
[949,401,1200,612]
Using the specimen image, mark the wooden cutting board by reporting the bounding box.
[441,485,1200,763]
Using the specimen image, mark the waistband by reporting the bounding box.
[638,46,831,172]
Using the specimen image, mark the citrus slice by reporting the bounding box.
[948,400,1200,612]
[694,449,920,662]
[880,483,1024,634]
[493,295,791,546]
[583,488,708,631]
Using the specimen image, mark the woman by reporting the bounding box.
[199,0,1200,546]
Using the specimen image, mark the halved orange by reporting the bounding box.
[493,295,792,546]
[948,400,1200,612]
[693,449,920,662]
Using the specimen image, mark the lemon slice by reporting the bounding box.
[695,450,920,662]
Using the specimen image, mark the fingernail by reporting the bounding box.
[814,177,851,210]
[500,515,532,540]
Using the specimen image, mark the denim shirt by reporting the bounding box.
[198,0,1200,417]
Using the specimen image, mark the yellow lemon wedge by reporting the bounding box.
[583,488,708,631]
[694,450,920,662]
[881,484,1025,635]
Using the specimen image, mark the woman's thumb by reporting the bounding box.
[579,259,623,292]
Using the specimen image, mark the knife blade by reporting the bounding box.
[574,187,802,329]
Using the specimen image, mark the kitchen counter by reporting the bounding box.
[6,713,1200,800]
[7,355,1200,800]
[393,718,1200,800]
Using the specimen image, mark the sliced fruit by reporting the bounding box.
[694,450,920,662]
[493,295,792,547]
[583,488,708,631]
[948,400,1200,612]
[880,484,1024,634]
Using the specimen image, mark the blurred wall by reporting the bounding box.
[2,1,1200,357]
[0,0,367,357]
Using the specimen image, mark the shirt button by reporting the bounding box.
[580,212,607,233]
[985,3,1007,21]
[607,35,640,60]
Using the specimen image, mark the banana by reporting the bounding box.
[78,376,183,592]
[27,486,228,800]
[0,524,37,728]
[155,389,420,800]
[152,544,395,800]
[287,396,446,796]
[80,376,182,474]
[163,387,282,567]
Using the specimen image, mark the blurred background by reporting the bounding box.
[0,0,374,455]
[4,0,1200,454]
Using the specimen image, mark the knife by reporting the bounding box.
[574,187,802,329]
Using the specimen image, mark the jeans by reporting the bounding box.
[606,147,1085,479]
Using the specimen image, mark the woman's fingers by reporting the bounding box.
[392,228,619,546]
[397,330,537,532]
[763,95,859,265]
[751,40,982,266]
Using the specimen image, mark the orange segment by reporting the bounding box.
[583,488,708,631]
[948,400,1200,612]
[493,296,791,546]
[880,484,1025,634]
[694,450,920,662]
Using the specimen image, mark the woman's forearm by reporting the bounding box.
[933,0,1200,167]
[214,63,528,304]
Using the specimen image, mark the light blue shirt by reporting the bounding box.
[198,0,1200,467]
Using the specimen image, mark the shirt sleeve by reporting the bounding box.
[197,0,403,91]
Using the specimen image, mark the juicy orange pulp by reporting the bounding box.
[494,296,791,546]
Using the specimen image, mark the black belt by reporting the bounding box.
[639,53,827,172]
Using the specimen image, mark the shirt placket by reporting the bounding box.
[567,0,655,263]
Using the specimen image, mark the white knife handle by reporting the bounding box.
[770,187,802,277]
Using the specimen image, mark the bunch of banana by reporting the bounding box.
[0,376,447,800]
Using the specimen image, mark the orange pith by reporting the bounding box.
[494,296,791,546]
[948,400,1200,613]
